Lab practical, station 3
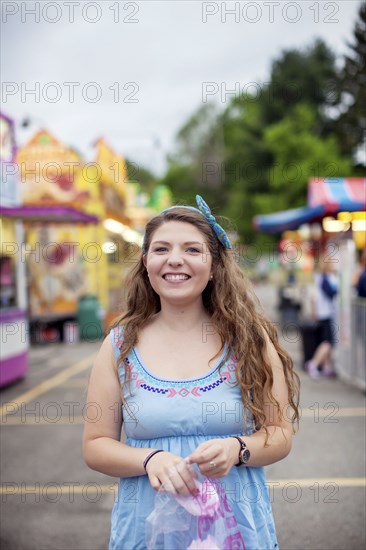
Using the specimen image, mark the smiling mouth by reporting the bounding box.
[162,274,191,281]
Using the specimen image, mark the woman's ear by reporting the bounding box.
[142,254,147,268]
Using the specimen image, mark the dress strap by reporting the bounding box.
[109,325,124,362]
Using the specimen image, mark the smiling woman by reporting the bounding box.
[144,223,213,306]
[83,195,300,550]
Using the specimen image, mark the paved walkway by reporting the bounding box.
[0,283,365,549]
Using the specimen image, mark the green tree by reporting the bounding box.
[220,97,273,240]
[219,40,341,241]
[160,163,198,205]
[223,103,352,242]
[126,159,157,195]
[335,1,366,160]
[262,39,339,128]
[161,39,350,243]
[262,103,352,211]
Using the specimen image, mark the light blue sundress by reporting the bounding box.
[109,326,279,550]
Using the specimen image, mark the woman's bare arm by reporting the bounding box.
[82,335,156,478]
[239,331,294,466]
[189,332,295,474]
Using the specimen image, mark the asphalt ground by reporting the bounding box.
[0,283,365,550]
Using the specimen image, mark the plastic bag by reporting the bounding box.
[145,466,245,550]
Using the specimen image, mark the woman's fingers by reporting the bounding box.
[149,474,163,492]
[176,462,199,496]
[160,477,178,495]
[148,446,231,493]
[188,439,237,477]
[159,462,198,496]
[188,441,213,464]
[188,442,221,466]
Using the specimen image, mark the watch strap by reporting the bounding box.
[232,435,246,467]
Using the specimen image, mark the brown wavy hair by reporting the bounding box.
[113,207,300,440]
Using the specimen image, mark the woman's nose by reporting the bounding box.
[167,249,184,265]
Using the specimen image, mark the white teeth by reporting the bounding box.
[164,274,189,281]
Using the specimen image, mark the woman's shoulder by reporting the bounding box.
[109,316,158,351]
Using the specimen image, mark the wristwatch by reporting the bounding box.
[232,436,251,467]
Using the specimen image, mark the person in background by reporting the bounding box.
[306,254,338,379]
[83,195,300,550]
[356,249,366,298]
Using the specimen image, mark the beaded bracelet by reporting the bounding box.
[143,449,164,473]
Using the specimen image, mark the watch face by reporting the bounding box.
[241,448,250,464]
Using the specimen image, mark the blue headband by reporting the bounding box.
[160,195,232,250]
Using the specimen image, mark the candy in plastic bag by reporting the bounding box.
[146,468,245,550]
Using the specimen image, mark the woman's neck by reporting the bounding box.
[155,300,211,334]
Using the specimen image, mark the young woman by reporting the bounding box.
[83,196,300,550]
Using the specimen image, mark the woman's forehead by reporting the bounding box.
[151,221,207,243]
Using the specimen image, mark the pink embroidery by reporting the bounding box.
[127,359,229,398]
[113,327,236,398]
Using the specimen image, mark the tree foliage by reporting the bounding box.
[262,39,339,128]
[161,36,357,243]
[263,103,352,209]
[335,1,366,159]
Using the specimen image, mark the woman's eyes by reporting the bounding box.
[153,247,200,253]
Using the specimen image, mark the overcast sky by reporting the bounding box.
[1,0,362,175]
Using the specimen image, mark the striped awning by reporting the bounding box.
[308,178,366,211]
[254,178,366,234]
[253,205,325,234]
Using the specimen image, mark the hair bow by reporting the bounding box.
[160,195,231,249]
[195,195,231,249]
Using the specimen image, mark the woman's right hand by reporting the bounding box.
[145,451,198,497]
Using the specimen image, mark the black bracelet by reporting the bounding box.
[143,449,164,473]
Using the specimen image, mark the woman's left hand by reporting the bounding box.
[187,438,239,478]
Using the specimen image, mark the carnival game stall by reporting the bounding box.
[16,130,100,343]
[3,124,169,345]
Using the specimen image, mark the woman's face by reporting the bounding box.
[143,221,213,305]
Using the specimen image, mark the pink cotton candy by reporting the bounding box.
[146,466,246,550]
[175,479,220,517]
[187,535,221,550]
